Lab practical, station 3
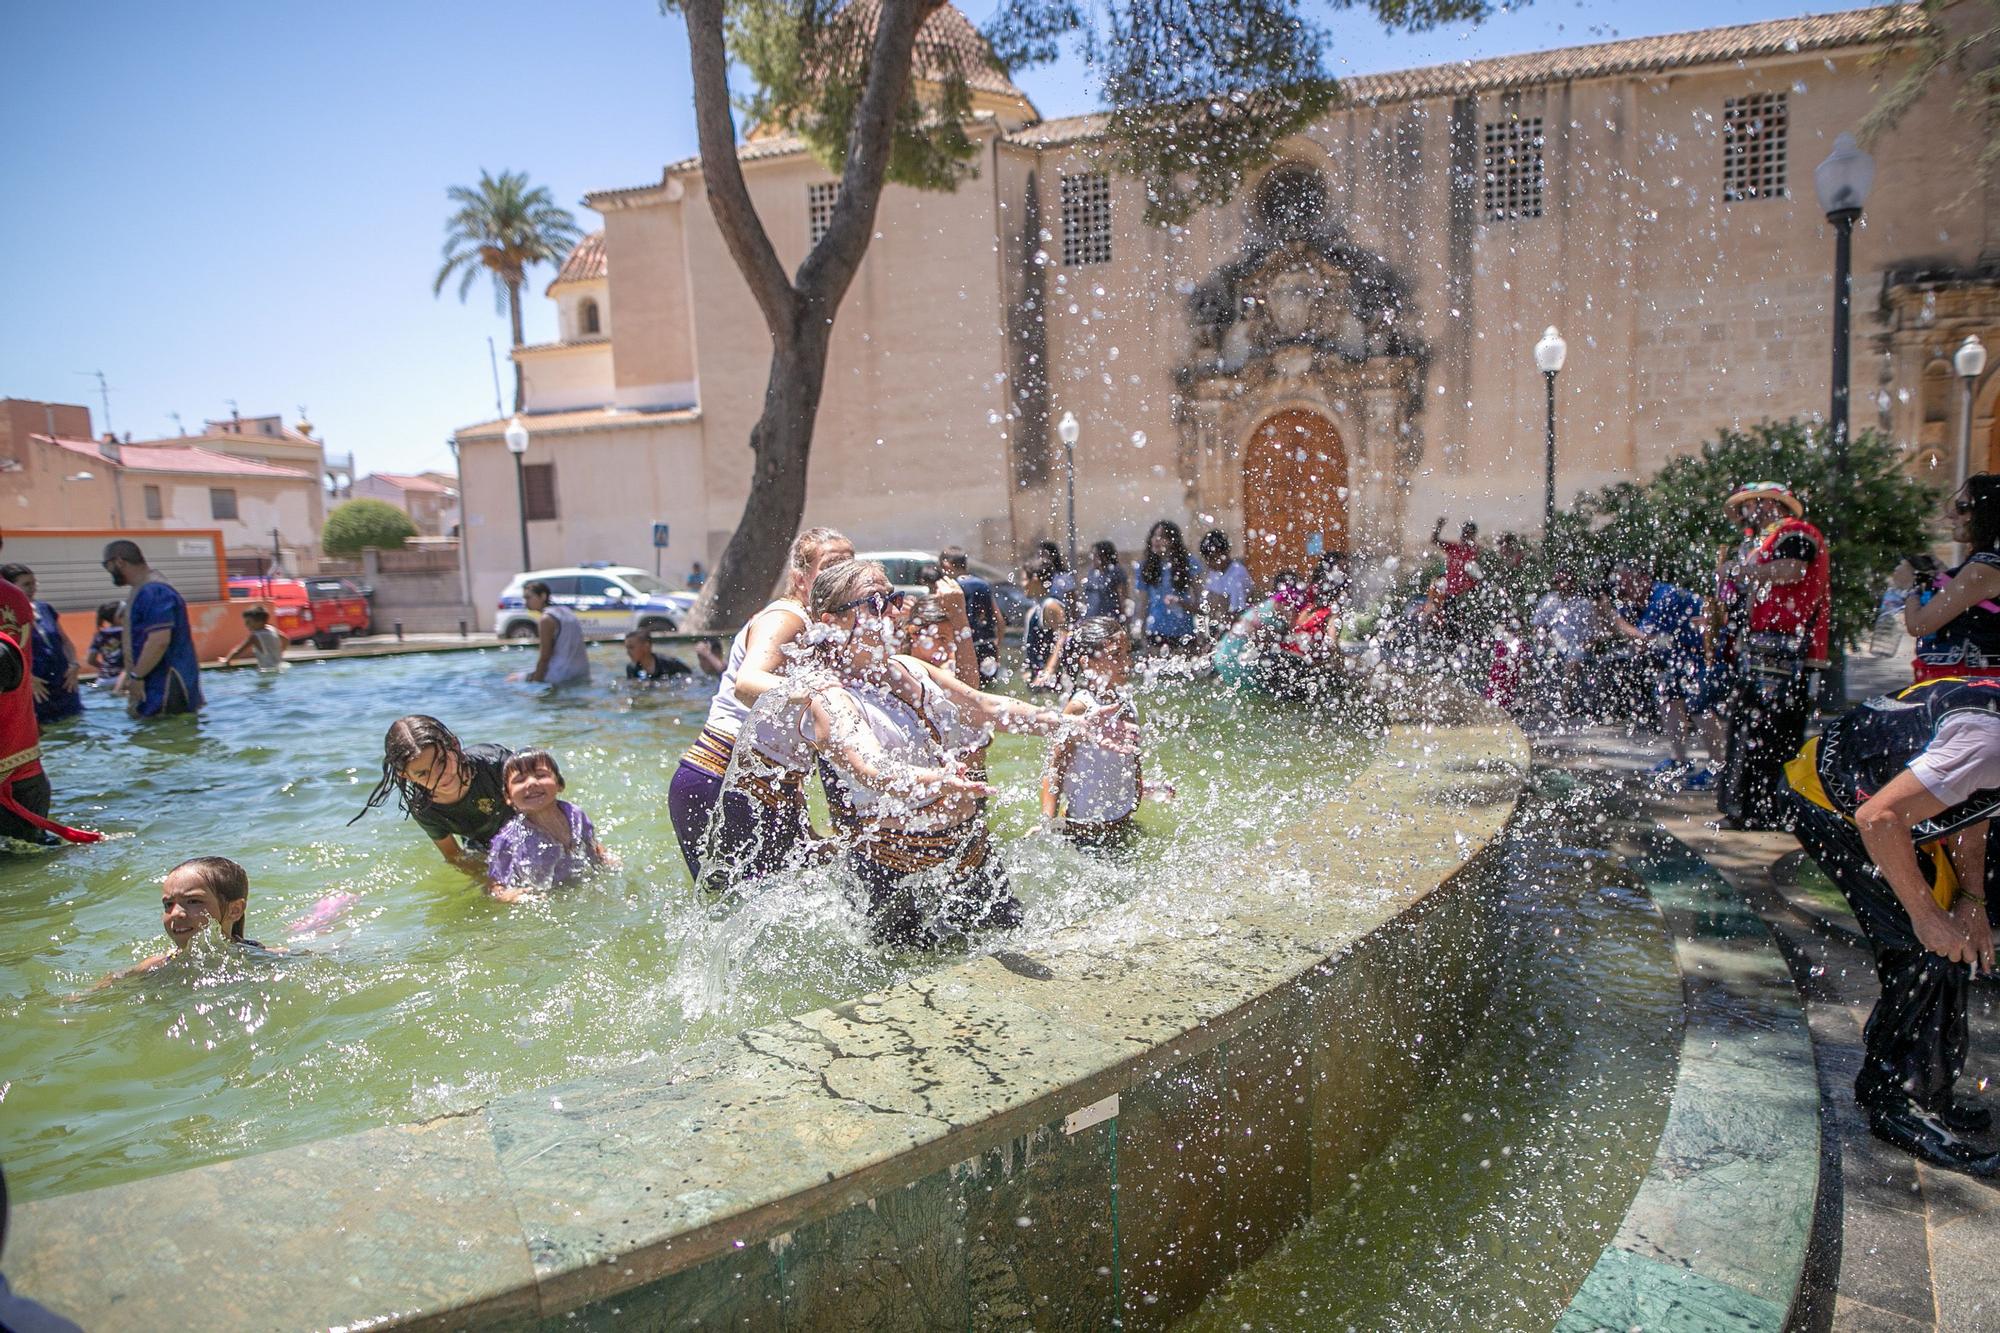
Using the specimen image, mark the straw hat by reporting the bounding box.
[1723,482,1804,520]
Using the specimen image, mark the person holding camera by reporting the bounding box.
[1899,474,2000,683]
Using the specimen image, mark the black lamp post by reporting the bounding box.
[1955,334,1988,494]
[1814,133,1875,512]
[504,414,532,571]
[1057,409,1080,573]
[1534,325,1567,528]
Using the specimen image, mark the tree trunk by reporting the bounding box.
[687,311,833,629]
[507,278,526,413]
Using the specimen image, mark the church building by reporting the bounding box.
[453,4,1994,605]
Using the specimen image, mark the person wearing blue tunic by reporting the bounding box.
[104,541,204,717]
[0,566,83,723]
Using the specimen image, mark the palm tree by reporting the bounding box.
[433,169,582,412]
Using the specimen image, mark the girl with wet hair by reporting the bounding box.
[350,715,513,873]
[1042,617,1161,847]
[1135,520,1200,655]
[667,526,854,885]
[794,560,1134,948]
[108,856,281,981]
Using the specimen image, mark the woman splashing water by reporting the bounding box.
[794,561,1134,948]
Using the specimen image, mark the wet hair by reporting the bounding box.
[1139,520,1194,598]
[809,559,886,618]
[0,564,29,586]
[243,607,270,625]
[523,580,552,599]
[1091,539,1120,570]
[102,539,145,565]
[168,855,250,941]
[1966,474,2000,551]
[791,527,849,576]
[1034,539,1070,574]
[624,628,652,646]
[350,714,466,825]
[1067,615,1128,657]
[1198,530,1231,560]
[96,601,123,626]
[502,748,565,798]
[938,546,969,571]
[917,560,943,589]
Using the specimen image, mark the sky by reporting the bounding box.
[2,0,1837,481]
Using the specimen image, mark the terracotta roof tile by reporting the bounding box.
[37,436,318,480]
[547,230,607,292]
[363,472,454,494]
[1008,5,1929,146]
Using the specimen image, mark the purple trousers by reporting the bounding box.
[667,758,807,890]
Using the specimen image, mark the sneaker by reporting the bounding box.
[1683,766,1718,792]
[1649,759,1691,789]
[1869,1104,2000,1174]
[1649,757,1685,775]
[1943,1100,1994,1135]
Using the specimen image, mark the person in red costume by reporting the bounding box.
[1714,483,1830,831]
[0,529,100,846]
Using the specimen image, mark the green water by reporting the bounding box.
[0,646,1374,1202]
[1178,776,1684,1332]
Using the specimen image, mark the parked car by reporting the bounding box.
[227,575,373,649]
[855,550,1024,625]
[493,565,691,639]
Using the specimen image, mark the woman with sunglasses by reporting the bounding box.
[1900,475,2000,683]
[796,560,1132,948]
[667,527,854,887]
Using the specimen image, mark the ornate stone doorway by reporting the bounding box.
[1243,409,1347,585]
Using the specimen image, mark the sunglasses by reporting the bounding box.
[833,590,905,617]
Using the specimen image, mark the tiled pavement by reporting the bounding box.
[1541,650,2000,1332]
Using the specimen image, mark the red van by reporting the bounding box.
[228,576,372,648]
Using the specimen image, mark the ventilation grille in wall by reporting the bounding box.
[808,181,840,246]
[1723,92,1788,202]
[1482,117,1545,222]
[1060,173,1112,266]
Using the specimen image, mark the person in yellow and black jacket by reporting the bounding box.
[1785,676,2000,1172]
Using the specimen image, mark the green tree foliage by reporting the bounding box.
[323,500,420,558]
[1862,2,1997,188]
[432,169,582,410]
[1462,419,1936,652]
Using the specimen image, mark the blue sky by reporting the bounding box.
[2,0,1833,479]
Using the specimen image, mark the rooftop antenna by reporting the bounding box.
[74,370,112,436]
[486,337,505,419]
[168,411,185,436]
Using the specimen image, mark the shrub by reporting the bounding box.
[323,499,418,557]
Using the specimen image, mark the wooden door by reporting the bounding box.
[1242,410,1347,587]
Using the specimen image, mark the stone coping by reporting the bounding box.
[9,691,1530,1331]
[1558,825,1821,1332]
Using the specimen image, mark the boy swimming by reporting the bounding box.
[486,749,611,900]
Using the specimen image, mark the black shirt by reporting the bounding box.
[412,742,513,847]
[1771,531,1818,563]
[626,654,691,681]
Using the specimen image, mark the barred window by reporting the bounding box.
[143,485,162,520]
[1723,93,1788,202]
[523,463,559,522]
[1060,172,1112,266]
[209,488,238,521]
[808,182,840,246]
[1482,118,1545,222]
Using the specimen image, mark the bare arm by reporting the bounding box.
[224,635,254,663]
[1904,561,2000,637]
[431,834,484,875]
[130,625,171,678]
[1946,820,1996,972]
[1855,770,1978,964]
[731,608,808,709]
[932,577,979,687]
[1041,698,1088,818]
[806,691,987,801]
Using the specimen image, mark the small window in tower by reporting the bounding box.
[524,463,559,521]
[581,299,601,336]
[1723,93,1787,202]
[808,182,840,246]
[1482,117,1545,222]
[1061,173,1112,266]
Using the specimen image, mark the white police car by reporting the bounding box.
[494,565,695,639]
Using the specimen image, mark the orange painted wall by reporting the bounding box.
[59,601,249,673]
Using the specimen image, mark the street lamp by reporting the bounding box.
[504,414,532,571]
[1954,334,1987,493]
[1815,133,1875,499]
[1534,325,1567,527]
[1057,409,1080,573]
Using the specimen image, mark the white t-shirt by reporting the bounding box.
[1204,561,1253,614]
[1907,711,2000,807]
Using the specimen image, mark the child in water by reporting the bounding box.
[117,856,278,976]
[1042,617,1168,846]
[351,715,513,873]
[86,601,124,684]
[486,749,611,900]
[225,607,287,671]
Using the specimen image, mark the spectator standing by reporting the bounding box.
[1900,474,2000,682]
[939,546,1001,681]
[1714,484,1830,829]
[1611,563,1723,786]
[1080,540,1128,620]
[1033,540,1078,612]
[1427,517,1486,642]
[0,566,82,723]
[1198,530,1253,621]
[1021,555,1068,686]
[520,580,590,686]
[1134,520,1200,654]
[103,540,203,718]
[686,561,707,591]
[1529,566,1603,715]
